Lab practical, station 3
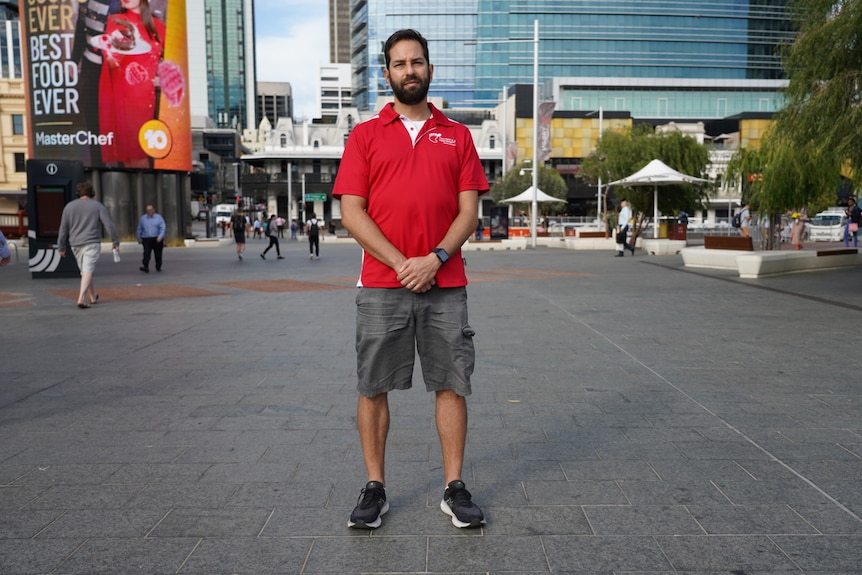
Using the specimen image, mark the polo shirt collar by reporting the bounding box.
[380,102,452,128]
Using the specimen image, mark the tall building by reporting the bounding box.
[204,0,257,131]
[349,0,794,118]
[318,64,352,122]
[329,0,351,64]
[257,82,293,126]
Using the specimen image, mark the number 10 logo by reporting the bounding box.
[139,120,173,159]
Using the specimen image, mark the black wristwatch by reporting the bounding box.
[432,247,449,264]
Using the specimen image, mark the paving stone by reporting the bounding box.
[3,245,862,574]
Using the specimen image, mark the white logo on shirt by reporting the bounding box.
[428,132,457,146]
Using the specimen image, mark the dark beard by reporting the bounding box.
[391,75,430,106]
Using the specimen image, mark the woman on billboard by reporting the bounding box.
[97,0,166,168]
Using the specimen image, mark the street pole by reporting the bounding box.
[597,106,603,227]
[501,85,508,179]
[531,19,539,248]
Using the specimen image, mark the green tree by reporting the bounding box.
[778,0,862,186]
[579,125,711,240]
[489,162,567,215]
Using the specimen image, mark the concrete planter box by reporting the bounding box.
[640,238,687,255]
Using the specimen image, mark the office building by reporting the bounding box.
[330,0,351,64]
[319,64,352,122]
[257,82,293,126]
[349,0,793,119]
[203,0,257,131]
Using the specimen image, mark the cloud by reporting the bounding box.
[255,2,328,121]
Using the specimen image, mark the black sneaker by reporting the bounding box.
[440,480,485,528]
[348,481,388,529]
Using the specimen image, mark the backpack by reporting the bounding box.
[731,212,742,228]
[308,219,319,237]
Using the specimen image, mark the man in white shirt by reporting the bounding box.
[616,199,635,257]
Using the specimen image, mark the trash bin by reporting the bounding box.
[659,221,669,238]
[672,223,687,241]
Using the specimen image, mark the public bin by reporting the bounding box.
[671,223,687,241]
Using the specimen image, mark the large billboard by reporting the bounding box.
[21,0,191,172]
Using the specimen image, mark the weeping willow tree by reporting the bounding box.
[725,0,859,248]
[778,0,862,183]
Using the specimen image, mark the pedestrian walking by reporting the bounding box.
[334,28,487,530]
[136,204,165,273]
[290,219,298,239]
[306,212,321,259]
[56,182,119,308]
[252,218,262,239]
[230,208,248,260]
[276,216,286,238]
[844,196,860,248]
[615,199,635,257]
[260,215,283,259]
[0,230,10,266]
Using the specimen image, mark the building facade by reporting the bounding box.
[329,0,351,64]
[318,64,352,122]
[0,1,26,237]
[257,82,293,127]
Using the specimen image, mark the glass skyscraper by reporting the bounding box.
[350,0,793,119]
[205,0,256,130]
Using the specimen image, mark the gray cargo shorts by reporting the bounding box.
[355,286,475,398]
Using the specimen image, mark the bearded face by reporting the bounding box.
[384,39,433,106]
[390,72,431,106]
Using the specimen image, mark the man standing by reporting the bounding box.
[231,208,248,260]
[136,204,166,273]
[56,182,119,308]
[615,199,635,256]
[739,200,752,238]
[334,29,487,530]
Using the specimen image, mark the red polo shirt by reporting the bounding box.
[333,102,489,288]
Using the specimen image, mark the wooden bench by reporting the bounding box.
[817,248,857,257]
[578,231,607,239]
[704,235,753,251]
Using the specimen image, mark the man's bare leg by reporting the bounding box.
[435,389,467,485]
[357,392,389,484]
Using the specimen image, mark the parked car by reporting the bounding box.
[808,210,846,242]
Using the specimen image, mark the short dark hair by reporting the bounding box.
[384,29,429,69]
[76,182,95,198]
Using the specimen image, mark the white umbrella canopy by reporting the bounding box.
[607,159,708,238]
[501,186,565,203]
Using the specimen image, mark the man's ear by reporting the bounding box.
[383,67,391,87]
[429,63,434,82]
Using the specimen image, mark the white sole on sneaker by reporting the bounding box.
[440,498,485,528]
[347,500,389,529]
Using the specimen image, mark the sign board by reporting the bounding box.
[305,193,327,202]
[20,0,192,171]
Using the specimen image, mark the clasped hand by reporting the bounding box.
[396,254,438,293]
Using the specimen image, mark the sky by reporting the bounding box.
[254,0,330,121]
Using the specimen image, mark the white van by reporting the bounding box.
[808,208,847,242]
[214,204,236,225]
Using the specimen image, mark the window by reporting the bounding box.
[14,153,26,172]
[12,115,24,135]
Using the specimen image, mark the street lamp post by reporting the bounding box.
[468,20,540,247]
[530,19,539,248]
[587,107,603,226]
